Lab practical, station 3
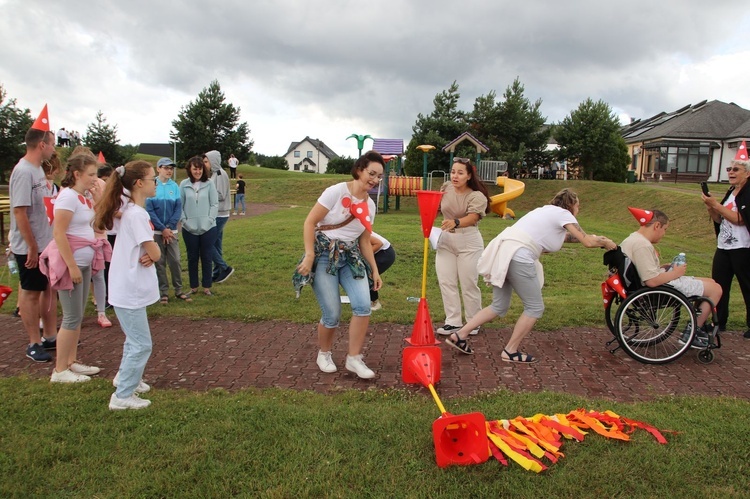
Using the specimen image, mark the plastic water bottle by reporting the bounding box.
[6,248,18,275]
[406,296,420,303]
[671,253,686,267]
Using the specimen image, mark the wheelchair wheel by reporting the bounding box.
[697,349,714,364]
[604,296,620,335]
[614,287,695,364]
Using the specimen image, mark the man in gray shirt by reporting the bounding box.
[10,127,58,362]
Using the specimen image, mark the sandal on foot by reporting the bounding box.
[445,333,473,355]
[159,296,169,305]
[203,289,213,296]
[176,293,193,302]
[501,349,537,363]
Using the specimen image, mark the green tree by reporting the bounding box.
[404,81,466,175]
[0,84,33,183]
[326,156,355,174]
[554,98,630,181]
[469,78,547,177]
[262,156,288,171]
[83,111,128,165]
[171,80,253,163]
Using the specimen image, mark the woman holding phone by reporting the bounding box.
[702,142,750,338]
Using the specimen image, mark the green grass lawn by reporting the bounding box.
[3,173,750,497]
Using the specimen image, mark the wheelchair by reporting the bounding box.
[601,248,721,365]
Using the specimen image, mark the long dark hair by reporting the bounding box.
[94,160,153,231]
[453,159,491,214]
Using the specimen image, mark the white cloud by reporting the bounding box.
[1,0,749,159]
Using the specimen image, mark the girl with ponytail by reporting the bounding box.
[95,160,161,410]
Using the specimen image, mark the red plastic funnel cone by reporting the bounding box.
[0,285,12,308]
[433,412,490,468]
[606,273,626,299]
[402,346,441,385]
[97,151,106,163]
[415,190,443,238]
[406,298,440,345]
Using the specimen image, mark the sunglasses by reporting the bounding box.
[453,157,472,164]
[726,167,745,173]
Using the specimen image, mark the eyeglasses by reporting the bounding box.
[726,167,744,173]
[142,177,158,185]
[453,157,471,164]
[159,165,175,170]
[366,170,383,181]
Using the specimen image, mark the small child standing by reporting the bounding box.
[234,174,246,215]
[95,160,161,410]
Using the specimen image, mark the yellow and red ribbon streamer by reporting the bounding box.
[485,408,669,473]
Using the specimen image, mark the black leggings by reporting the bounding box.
[370,246,396,302]
[711,247,750,329]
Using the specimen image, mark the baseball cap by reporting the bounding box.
[157,157,176,168]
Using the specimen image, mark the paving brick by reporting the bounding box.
[2,315,750,402]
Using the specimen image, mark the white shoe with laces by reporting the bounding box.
[316,350,337,373]
[51,369,90,383]
[370,300,382,311]
[69,362,101,375]
[113,371,151,393]
[109,393,151,410]
[345,354,376,379]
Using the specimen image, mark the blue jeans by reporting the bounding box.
[234,193,246,212]
[113,306,152,398]
[311,253,371,328]
[183,226,218,289]
[212,216,229,278]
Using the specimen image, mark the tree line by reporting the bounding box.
[1,78,629,182]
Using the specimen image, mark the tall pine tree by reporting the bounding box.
[171,80,253,164]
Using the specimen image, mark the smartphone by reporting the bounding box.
[701,181,710,196]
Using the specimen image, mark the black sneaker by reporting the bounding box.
[744,330,750,339]
[26,343,52,362]
[215,266,234,284]
[436,324,460,336]
[678,325,708,350]
[41,336,57,350]
[12,307,20,318]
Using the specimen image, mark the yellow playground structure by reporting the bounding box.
[489,176,525,219]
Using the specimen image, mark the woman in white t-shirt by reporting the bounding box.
[49,153,103,383]
[703,150,750,337]
[95,161,161,410]
[445,188,617,362]
[295,151,384,379]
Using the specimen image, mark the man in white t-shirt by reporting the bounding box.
[9,128,58,362]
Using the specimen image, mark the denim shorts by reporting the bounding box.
[311,253,371,328]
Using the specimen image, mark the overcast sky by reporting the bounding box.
[2,0,749,159]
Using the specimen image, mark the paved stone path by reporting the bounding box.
[2,314,749,402]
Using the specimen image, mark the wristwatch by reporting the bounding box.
[454,218,460,228]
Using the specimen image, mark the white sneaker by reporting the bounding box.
[113,371,151,393]
[109,393,151,411]
[345,354,376,379]
[232,212,238,215]
[51,369,91,383]
[240,212,246,216]
[316,350,337,373]
[69,362,101,375]
[370,300,382,311]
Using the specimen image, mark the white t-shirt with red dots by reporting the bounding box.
[315,182,375,242]
[53,187,95,266]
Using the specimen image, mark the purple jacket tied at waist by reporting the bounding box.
[39,235,112,291]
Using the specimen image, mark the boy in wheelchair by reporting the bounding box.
[621,207,722,349]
